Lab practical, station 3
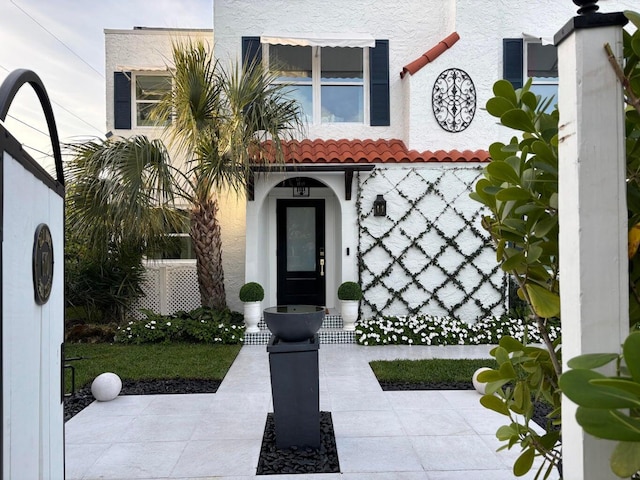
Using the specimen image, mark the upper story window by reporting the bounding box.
[134,74,172,127]
[268,45,366,124]
[503,38,558,111]
[525,42,558,109]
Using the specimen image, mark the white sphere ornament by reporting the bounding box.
[91,372,122,401]
[472,367,492,395]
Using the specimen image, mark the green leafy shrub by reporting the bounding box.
[338,281,363,301]
[560,331,640,478]
[239,282,264,302]
[470,73,562,478]
[116,307,244,344]
[478,336,562,478]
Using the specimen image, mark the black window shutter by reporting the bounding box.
[503,38,523,89]
[114,72,131,129]
[242,36,262,68]
[370,39,390,126]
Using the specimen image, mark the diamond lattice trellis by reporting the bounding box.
[357,167,507,322]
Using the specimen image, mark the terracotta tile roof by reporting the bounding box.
[261,138,489,164]
[400,32,460,79]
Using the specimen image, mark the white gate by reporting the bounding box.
[0,70,65,479]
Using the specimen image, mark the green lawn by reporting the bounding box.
[64,344,496,394]
[369,358,497,384]
[64,343,242,394]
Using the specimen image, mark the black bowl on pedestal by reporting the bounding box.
[263,305,325,342]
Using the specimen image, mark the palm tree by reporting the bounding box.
[153,40,303,310]
[66,136,181,321]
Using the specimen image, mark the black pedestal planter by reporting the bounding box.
[267,334,320,449]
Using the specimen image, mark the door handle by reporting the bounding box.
[320,258,325,276]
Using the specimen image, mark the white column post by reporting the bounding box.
[158,265,168,315]
[556,9,628,480]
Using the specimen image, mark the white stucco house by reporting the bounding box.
[104,0,636,336]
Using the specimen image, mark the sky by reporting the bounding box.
[0,0,213,173]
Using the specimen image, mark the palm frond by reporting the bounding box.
[66,136,182,256]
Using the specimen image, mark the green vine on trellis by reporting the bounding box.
[356,167,507,320]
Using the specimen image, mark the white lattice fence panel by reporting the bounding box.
[130,265,161,319]
[129,263,200,317]
[357,166,506,322]
[166,265,201,313]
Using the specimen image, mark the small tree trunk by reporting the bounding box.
[190,199,227,310]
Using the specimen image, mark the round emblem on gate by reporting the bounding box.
[33,223,54,305]
[432,68,476,132]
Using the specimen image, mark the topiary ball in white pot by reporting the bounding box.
[338,281,362,331]
[239,282,264,333]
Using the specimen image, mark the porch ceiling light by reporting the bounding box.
[373,195,386,217]
[293,178,309,197]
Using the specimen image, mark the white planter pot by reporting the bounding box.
[340,300,359,331]
[243,301,262,333]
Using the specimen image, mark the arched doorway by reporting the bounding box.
[274,177,327,305]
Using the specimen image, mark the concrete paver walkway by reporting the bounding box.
[65,344,544,479]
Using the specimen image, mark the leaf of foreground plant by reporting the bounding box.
[524,283,560,318]
[566,353,619,369]
[590,378,640,397]
[623,331,640,383]
[560,370,640,409]
[513,447,535,476]
[576,408,640,441]
[501,109,537,133]
[499,335,524,353]
[481,394,509,416]
[626,10,640,31]
[611,441,640,477]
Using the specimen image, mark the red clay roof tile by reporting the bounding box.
[401,32,460,79]
[261,138,489,164]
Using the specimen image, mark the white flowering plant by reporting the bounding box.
[355,314,560,346]
[116,307,244,344]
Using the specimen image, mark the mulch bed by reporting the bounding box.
[64,378,220,422]
[256,412,340,475]
[379,380,471,391]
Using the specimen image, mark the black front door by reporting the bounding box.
[276,199,326,306]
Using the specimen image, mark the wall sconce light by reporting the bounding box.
[373,194,387,216]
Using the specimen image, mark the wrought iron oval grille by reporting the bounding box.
[432,68,476,133]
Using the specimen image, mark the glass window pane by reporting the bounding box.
[321,47,363,82]
[148,235,195,260]
[527,43,558,80]
[137,103,170,126]
[282,85,312,122]
[270,45,312,81]
[286,207,315,272]
[136,103,156,126]
[321,85,363,123]
[530,84,558,113]
[135,75,171,101]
